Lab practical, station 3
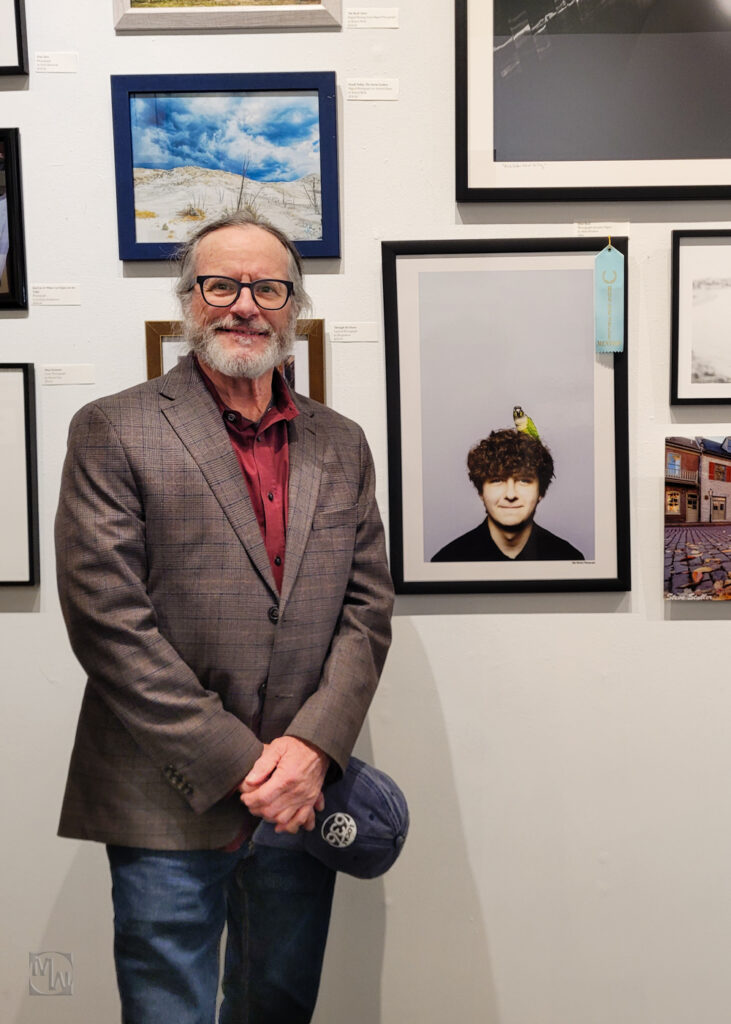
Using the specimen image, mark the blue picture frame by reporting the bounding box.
[111,72,340,260]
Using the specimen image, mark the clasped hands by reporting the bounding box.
[239,735,329,835]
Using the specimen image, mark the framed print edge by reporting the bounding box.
[114,0,341,32]
[111,72,339,262]
[382,237,631,594]
[0,0,28,75]
[671,230,731,406]
[0,127,28,310]
[0,364,39,585]
[145,318,326,402]
[456,0,731,204]
[145,320,180,379]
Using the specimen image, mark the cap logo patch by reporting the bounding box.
[321,812,357,849]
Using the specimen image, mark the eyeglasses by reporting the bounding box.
[194,276,294,310]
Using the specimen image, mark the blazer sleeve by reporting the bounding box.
[284,429,394,773]
[55,402,263,814]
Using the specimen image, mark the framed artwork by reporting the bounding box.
[0,364,39,585]
[382,237,631,594]
[145,318,326,403]
[114,0,342,32]
[111,73,340,261]
[456,0,731,202]
[671,230,731,405]
[0,0,28,75]
[664,435,731,600]
[0,128,27,310]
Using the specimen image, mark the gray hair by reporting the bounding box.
[174,209,311,318]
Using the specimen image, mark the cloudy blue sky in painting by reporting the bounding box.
[130,92,321,181]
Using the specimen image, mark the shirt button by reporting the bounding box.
[274,556,281,566]
[268,606,280,623]
[225,411,237,423]
[267,492,274,502]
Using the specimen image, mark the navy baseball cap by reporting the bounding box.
[253,757,409,879]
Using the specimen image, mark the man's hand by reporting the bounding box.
[240,736,329,834]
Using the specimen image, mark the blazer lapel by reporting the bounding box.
[280,407,323,609]
[158,356,278,595]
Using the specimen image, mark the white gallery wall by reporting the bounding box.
[2,2,731,1022]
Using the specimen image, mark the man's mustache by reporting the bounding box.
[211,313,272,335]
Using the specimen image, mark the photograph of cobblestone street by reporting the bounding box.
[665,435,731,599]
[664,525,731,599]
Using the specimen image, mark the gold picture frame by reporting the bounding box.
[145,319,326,405]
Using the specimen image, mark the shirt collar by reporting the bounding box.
[194,356,299,428]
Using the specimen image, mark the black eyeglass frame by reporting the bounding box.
[194,275,294,310]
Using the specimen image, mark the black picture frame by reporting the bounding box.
[111,72,340,261]
[0,127,28,310]
[456,0,731,203]
[382,237,631,594]
[0,0,28,76]
[671,230,731,406]
[0,363,39,586]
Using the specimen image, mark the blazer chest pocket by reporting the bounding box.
[312,505,358,530]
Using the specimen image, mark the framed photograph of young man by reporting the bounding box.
[382,237,631,594]
[0,364,39,586]
[456,0,731,202]
[671,230,731,405]
[0,128,27,310]
[111,73,340,261]
[113,0,342,32]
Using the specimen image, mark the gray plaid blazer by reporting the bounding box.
[55,355,393,850]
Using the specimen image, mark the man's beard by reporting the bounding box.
[183,307,296,380]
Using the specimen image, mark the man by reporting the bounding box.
[55,211,394,1023]
[431,428,584,561]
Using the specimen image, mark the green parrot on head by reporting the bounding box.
[513,405,540,441]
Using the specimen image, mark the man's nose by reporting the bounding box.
[504,478,518,499]
[229,284,260,317]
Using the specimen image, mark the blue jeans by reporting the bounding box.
[107,842,335,1024]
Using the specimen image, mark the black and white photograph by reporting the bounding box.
[671,230,731,405]
[382,237,631,594]
[457,0,731,201]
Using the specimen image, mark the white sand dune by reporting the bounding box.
[133,165,322,245]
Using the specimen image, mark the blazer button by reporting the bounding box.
[268,606,279,623]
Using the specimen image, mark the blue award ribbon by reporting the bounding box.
[594,243,624,353]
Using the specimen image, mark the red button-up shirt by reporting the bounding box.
[195,358,299,593]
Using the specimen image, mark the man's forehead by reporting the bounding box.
[196,224,289,266]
